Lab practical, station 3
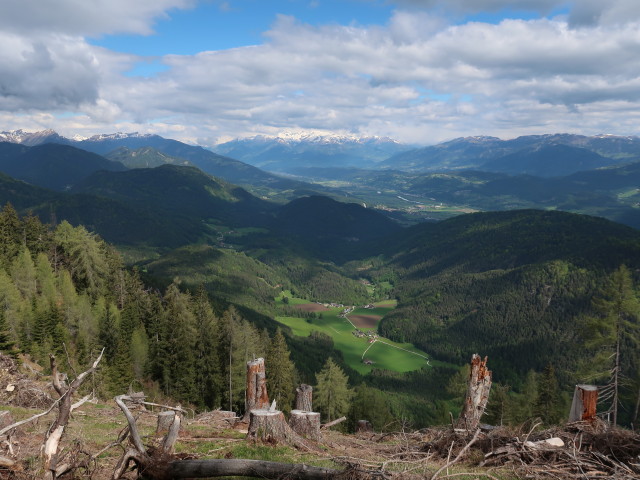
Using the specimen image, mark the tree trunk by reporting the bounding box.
[289,410,321,441]
[243,358,269,422]
[568,384,598,422]
[295,384,313,411]
[166,459,339,479]
[456,354,492,431]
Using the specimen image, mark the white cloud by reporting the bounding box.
[0,0,195,36]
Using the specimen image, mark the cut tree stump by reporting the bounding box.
[289,410,321,441]
[569,384,598,422]
[247,409,311,449]
[242,358,269,422]
[295,384,313,412]
[456,354,492,431]
[157,411,182,435]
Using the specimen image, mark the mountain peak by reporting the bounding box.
[0,129,64,146]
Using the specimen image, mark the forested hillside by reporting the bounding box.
[374,209,640,423]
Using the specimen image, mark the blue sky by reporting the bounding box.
[1,0,640,145]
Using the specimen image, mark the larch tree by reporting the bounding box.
[583,265,640,426]
[315,358,352,422]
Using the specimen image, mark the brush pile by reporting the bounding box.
[417,420,640,479]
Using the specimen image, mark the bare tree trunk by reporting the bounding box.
[289,410,321,441]
[456,354,492,431]
[243,358,269,422]
[295,384,313,411]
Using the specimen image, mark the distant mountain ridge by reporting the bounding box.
[213,133,411,172]
[383,133,640,174]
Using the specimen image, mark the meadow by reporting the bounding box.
[276,294,429,374]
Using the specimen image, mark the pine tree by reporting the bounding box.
[582,265,640,426]
[315,358,352,421]
[266,329,296,413]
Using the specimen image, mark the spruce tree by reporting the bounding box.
[192,286,221,409]
[534,363,562,425]
[266,329,296,413]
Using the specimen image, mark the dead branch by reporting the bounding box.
[43,348,104,480]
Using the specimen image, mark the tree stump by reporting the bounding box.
[355,420,373,433]
[456,354,492,431]
[288,410,321,441]
[157,411,179,435]
[243,358,269,422]
[569,384,598,422]
[295,384,313,412]
[248,409,309,448]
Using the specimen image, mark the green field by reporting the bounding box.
[276,296,428,374]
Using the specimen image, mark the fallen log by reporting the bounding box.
[321,416,346,429]
[166,458,340,479]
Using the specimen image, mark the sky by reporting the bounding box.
[2,0,640,146]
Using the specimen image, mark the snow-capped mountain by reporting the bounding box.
[0,129,68,146]
[212,133,411,172]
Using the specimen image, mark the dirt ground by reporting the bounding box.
[294,303,330,312]
[349,314,381,328]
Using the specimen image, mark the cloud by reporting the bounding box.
[0,0,195,36]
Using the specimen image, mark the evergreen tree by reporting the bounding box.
[582,265,640,426]
[160,283,197,402]
[266,329,296,413]
[348,384,394,432]
[0,204,23,267]
[98,302,120,363]
[315,358,352,421]
[484,383,511,426]
[192,286,221,408]
[534,363,562,425]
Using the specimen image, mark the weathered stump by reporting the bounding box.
[355,420,373,433]
[295,384,313,412]
[157,411,180,435]
[569,384,598,422]
[456,354,492,431]
[289,410,321,441]
[243,358,269,422]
